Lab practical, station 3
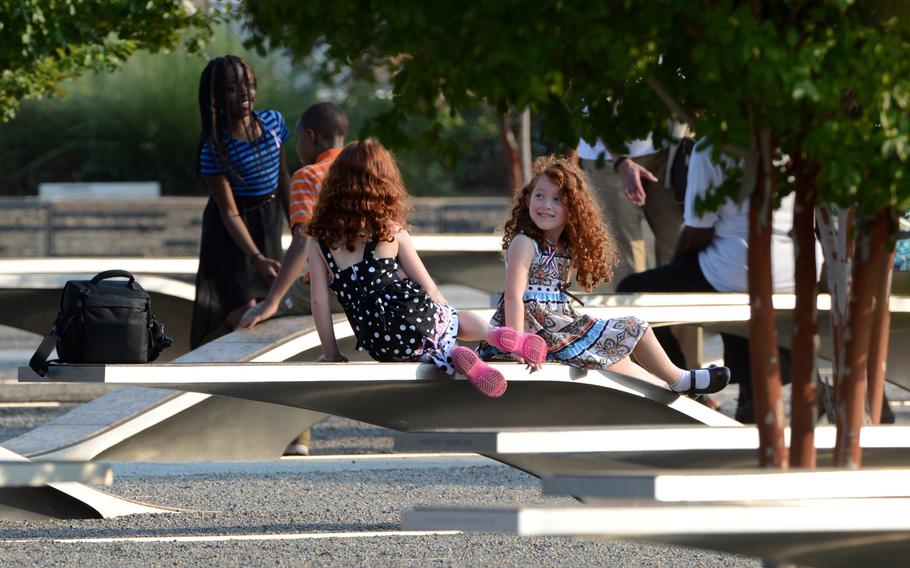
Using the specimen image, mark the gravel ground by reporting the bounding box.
[0,460,760,567]
[308,416,395,455]
[0,401,764,567]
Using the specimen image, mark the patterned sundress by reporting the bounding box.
[319,238,459,373]
[477,239,648,370]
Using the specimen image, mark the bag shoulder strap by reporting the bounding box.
[28,333,58,377]
[28,314,72,377]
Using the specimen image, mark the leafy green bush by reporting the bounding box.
[0,24,509,197]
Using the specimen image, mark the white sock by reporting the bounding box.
[670,369,711,392]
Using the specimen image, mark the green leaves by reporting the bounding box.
[0,0,223,122]
[239,1,910,211]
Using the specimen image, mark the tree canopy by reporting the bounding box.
[243,1,909,209]
[243,1,910,467]
[0,0,220,122]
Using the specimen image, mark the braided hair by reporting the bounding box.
[195,55,259,182]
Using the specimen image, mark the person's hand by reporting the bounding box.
[253,255,281,281]
[237,300,278,329]
[431,292,449,305]
[617,159,657,206]
[511,352,541,373]
[317,353,349,363]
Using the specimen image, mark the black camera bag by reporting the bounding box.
[29,270,172,376]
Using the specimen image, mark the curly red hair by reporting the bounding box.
[502,156,618,291]
[307,139,412,250]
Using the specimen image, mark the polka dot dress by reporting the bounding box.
[319,238,459,373]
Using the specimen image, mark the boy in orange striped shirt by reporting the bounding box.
[238,102,348,328]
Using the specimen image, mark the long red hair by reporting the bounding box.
[307,139,412,250]
[503,156,618,290]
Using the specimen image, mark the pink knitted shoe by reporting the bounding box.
[488,327,547,364]
[451,346,507,398]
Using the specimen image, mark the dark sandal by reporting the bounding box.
[686,366,731,395]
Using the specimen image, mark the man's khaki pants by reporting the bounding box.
[581,149,683,290]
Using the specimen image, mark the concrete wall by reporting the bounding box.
[0,196,510,257]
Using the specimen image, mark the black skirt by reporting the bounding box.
[190,194,284,348]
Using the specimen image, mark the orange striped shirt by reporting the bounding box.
[288,147,343,232]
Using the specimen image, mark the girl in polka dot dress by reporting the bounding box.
[304,139,545,398]
[477,156,730,395]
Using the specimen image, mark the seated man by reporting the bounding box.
[617,142,813,422]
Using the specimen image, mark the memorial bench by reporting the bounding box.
[17,360,738,432]
[0,299,418,462]
[0,460,111,488]
[394,424,910,477]
[10,290,908,464]
[401,427,910,566]
[4,316,329,461]
[15,294,891,465]
[582,292,910,392]
[401,496,910,567]
[0,445,170,521]
[539,467,910,502]
[0,294,474,462]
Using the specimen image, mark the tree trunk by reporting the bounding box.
[866,209,896,424]
[748,129,787,468]
[518,107,532,186]
[816,206,854,410]
[834,209,890,467]
[498,112,523,194]
[789,149,819,468]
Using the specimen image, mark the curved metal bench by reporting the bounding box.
[4,315,327,461]
[9,297,790,465]
[401,496,910,567]
[1,280,489,462]
[394,424,910,478]
[0,445,172,521]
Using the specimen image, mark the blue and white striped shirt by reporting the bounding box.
[199,109,289,197]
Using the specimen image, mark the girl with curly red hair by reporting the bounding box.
[478,156,729,395]
[305,140,545,398]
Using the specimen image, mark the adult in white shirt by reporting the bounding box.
[577,133,685,290]
[617,142,808,422]
[683,146,797,293]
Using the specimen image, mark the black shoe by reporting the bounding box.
[735,400,755,424]
[684,366,731,395]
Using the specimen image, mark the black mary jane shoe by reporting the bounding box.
[686,366,731,395]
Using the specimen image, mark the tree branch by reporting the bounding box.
[645,74,748,158]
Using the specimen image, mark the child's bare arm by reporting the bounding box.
[395,229,447,303]
[238,227,309,329]
[504,235,535,333]
[307,239,345,361]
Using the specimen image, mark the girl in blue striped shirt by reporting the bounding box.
[190,55,291,348]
